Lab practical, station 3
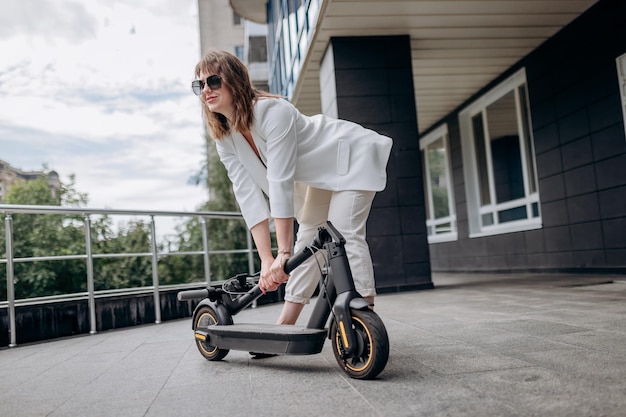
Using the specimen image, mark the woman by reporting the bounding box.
[193,50,392,326]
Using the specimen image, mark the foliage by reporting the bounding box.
[0,137,256,301]
[167,134,259,283]
[1,172,170,300]
[0,138,259,300]
[90,217,154,291]
[0,174,88,299]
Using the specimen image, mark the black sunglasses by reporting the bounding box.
[192,75,222,95]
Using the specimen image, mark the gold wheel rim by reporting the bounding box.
[335,316,373,372]
[196,312,218,355]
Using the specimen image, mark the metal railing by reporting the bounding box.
[0,204,253,347]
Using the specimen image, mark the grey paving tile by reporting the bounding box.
[1,394,69,417]
[1,272,625,417]
[516,347,626,381]
[486,319,589,337]
[412,343,532,375]
[50,402,151,417]
[453,366,625,417]
[551,329,626,356]
[477,334,578,358]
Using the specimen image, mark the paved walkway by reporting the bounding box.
[1,272,625,417]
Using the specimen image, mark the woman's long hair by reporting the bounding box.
[194,50,278,139]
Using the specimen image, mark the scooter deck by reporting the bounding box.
[196,323,327,355]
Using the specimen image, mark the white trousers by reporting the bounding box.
[285,187,377,304]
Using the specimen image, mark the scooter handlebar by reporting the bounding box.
[283,245,315,274]
[176,223,342,301]
[282,222,340,274]
[177,288,210,301]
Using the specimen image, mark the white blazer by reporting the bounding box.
[216,98,393,228]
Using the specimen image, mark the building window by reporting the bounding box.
[459,68,541,237]
[234,45,244,62]
[248,36,267,63]
[233,12,242,26]
[617,53,626,139]
[420,124,457,243]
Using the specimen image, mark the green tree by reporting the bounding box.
[0,173,88,300]
[163,133,257,284]
[0,144,255,301]
[90,217,154,290]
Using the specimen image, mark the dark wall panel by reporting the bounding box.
[428,0,626,273]
[329,35,433,292]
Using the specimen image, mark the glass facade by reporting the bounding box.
[266,0,321,97]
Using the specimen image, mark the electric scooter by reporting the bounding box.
[177,221,389,380]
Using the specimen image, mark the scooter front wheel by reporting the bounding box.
[193,306,230,361]
[331,309,389,380]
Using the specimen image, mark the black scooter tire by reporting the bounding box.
[193,306,230,361]
[331,309,389,380]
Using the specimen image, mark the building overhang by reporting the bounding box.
[230,0,266,24]
[234,0,600,134]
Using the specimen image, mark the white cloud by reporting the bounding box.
[0,1,98,41]
[0,0,210,224]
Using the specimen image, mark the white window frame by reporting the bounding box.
[459,68,542,238]
[420,124,457,243]
[617,53,626,139]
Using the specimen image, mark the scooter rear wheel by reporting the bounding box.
[193,306,230,361]
[331,309,389,380]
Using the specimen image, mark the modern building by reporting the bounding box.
[0,160,60,202]
[228,0,626,292]
[198,0,245,60]
[197,0,269,90]
[196,0,270,203]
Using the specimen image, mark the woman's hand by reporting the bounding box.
[249,218,293,294]
[258,253,290,293]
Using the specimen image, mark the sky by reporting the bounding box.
[0,0,208,224]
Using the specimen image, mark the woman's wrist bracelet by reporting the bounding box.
[277,249,290,268]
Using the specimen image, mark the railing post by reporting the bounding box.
[5,213,17,347]
[246,228,255,275]
[200,217,211,286]
[150,216,161,324]
[246,228,257,308]
[84,215,97,334]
